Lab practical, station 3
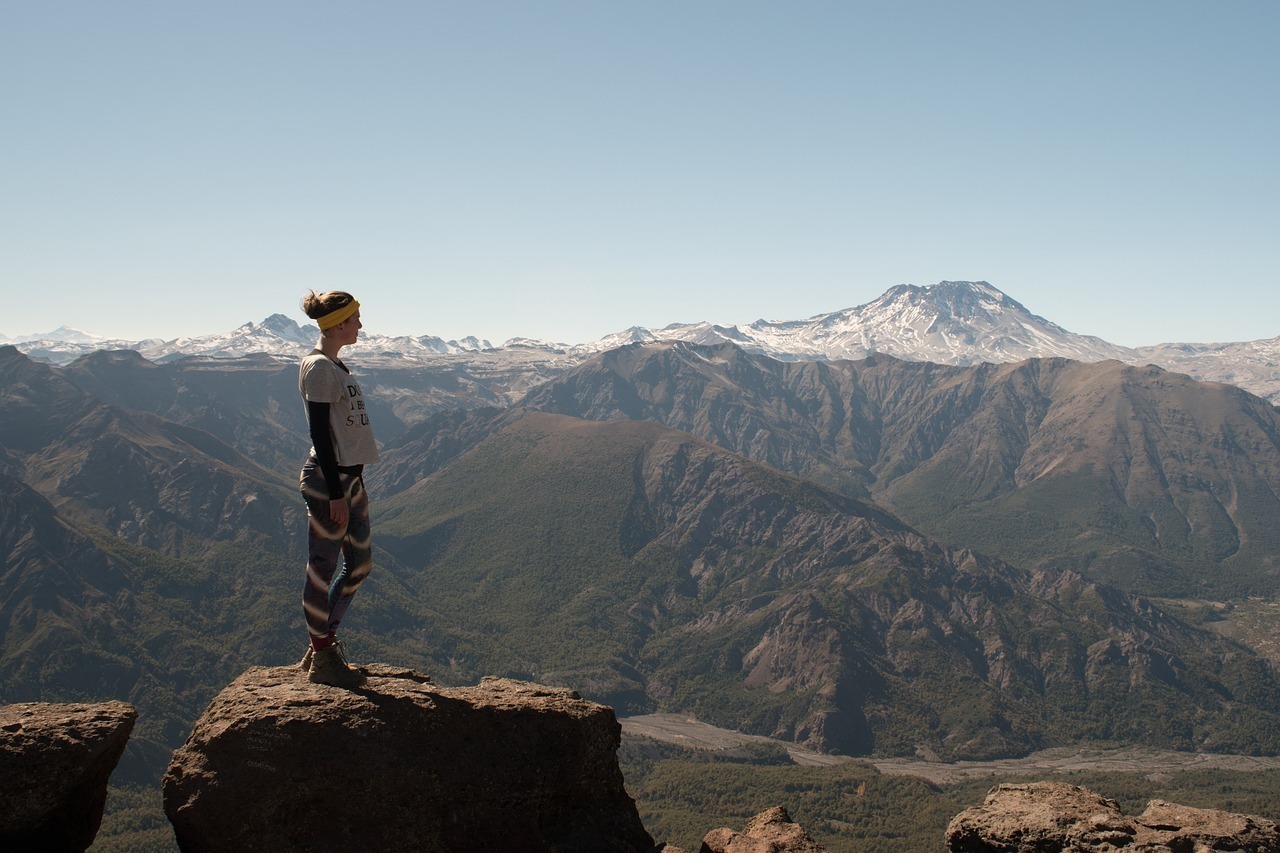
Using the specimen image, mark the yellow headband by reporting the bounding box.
[316,300,360,331]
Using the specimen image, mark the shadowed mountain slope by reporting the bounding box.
[0,470,244,781]
[0,347,315,780]
[514,342,1280,597]
[375,411,1280,760]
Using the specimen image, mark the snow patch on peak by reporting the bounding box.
[504,337,571,351]
[13,280,1277,404]
[596,281,1138,368]
[14,325,106,344]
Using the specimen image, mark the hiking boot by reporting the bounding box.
[307,644,366,688]
[300,638,346,672]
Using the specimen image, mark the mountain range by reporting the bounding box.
[8,281,1280,404]
[5,292,1280,789]
[373,409,1280,759]
[3,278,1280,795]
[510,342,1280,599]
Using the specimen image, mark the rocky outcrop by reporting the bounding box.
[700,806,827,852]
[0,701,137,851]
[945,781,1280,851]
[163,665,655,852]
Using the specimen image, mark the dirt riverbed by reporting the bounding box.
[620,713,1280,784]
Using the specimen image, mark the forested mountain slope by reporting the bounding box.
[375,412,1280,759]
[515,342,1280,597]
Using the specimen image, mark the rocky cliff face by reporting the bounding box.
[163,665,655,852]
[0,701,136,851]
[945,781,1279,852]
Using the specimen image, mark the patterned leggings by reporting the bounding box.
[299,459,373,644]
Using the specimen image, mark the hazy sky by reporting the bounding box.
[4,1,1277,347]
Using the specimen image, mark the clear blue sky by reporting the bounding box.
[3,1,1277,347]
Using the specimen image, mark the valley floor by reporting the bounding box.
[1195,597,1280,665]
[620,713,1280,784]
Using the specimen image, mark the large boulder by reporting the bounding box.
[1135,800,1280,852]
[0,700,137,851]
[701,806,828,852]
[945,781,1279,851]
[163,665,655,852]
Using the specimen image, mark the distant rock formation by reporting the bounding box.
[700,806,828,852]
[163,665,655,852]
[0,701,137,851]
[945,781,1279,851]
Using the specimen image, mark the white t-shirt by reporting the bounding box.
[298,350,380,465]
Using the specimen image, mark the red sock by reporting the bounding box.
[311,634,334,652]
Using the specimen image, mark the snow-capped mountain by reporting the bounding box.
[1134,336,1280,405]
[624,281,1140,365]
[621,283,1277,401]
[11,282,1278,403]
[2,325,108,345]
[12,314,496,366]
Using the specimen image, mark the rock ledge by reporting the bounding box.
[163,665,654,852]
[0,700,137,851]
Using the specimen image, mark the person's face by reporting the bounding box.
[332,309,362,344]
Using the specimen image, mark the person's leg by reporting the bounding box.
[300,464,367,687]
[326,475,373,636]
[300,461,346,651]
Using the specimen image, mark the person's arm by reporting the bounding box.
[307,400,345,501]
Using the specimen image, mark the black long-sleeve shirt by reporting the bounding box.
[307,400,347,499]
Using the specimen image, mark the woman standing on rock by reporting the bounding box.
[296,290,379,688]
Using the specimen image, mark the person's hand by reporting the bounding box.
[328,497,349,526]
